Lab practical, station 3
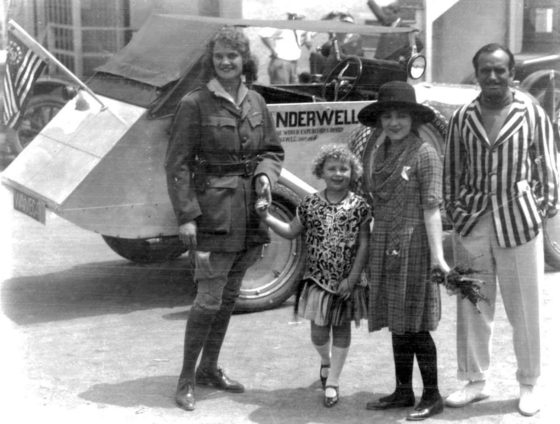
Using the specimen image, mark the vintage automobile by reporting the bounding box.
[3,14,559,313]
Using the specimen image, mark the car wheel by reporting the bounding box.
[520,70,560,270]
[14,93,67,152]
[520,70,560,147]
[234,184,306,313]
[102,235,187,263]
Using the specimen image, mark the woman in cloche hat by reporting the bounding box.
[359,81,450,421]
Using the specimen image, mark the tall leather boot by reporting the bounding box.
[196,299,244,392]
[175,305,216,411]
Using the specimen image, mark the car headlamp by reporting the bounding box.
[408,54,426,80]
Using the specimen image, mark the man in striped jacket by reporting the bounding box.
[443,43,559,417]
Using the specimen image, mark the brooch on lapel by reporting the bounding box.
[401,166,411,181]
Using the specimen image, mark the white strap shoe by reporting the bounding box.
[445,380,490,408]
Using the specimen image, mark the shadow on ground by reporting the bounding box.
[1,257,196,325]
[78,374,523,424]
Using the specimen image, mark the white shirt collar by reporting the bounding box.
[207,78,248,106]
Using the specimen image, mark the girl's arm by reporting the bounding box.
[258,209,304,240]
[337,219,370,299]
[423,206,450,273]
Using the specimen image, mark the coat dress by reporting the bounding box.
[367,133,442,335]
[165,81,285,252]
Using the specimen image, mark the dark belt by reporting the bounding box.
[198,158,260,177]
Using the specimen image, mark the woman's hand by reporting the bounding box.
[178,221,197,250]
[255,174,272,205]
[255,198,270,219]
[431,258,457,295]
[337,278,354,301]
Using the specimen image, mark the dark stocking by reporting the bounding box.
[412,331,440,402]
[380,332,414,402]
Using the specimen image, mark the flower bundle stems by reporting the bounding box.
[431,265,488,312]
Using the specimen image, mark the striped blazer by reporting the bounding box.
[444,91,559,248]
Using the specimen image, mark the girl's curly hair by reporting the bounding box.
[311,144,363,184]
[201,26,257,83]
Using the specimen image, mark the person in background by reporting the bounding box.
[359,81,449,421]
[309,11,363,77]
[256,144,371,408]
[366,0,423,62]
[165,25,284,412]
[443,43,559,417]
[260,12,311,84]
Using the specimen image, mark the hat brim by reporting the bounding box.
[358,100,435,126]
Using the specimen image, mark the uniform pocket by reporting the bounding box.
[247,112,263,128]
[196,176,238,234]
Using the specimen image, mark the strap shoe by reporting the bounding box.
[324,385,339,407]
[195,367,245,393]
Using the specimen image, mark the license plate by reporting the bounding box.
[13,189,46,224]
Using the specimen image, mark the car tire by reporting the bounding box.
[234,183,306,313]
[102,235,187,263]
[14,93,67,152]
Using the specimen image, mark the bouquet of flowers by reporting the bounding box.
[431,266,488,312]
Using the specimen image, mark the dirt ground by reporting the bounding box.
[1,183,560,424]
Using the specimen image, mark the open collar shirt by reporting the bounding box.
[444,90,559,248]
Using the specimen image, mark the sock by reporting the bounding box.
[326,345,349,388]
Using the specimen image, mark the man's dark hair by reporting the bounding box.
[472,43,515,72]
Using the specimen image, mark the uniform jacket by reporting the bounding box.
[165,81,284,252]
[444,90,559,248]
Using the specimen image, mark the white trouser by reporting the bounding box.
[452,213,543,386]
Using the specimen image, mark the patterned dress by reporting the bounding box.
[367,133,442,334]
[297,191,371,326]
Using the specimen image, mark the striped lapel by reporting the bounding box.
[493,97,526,147]
[464,101,490,146]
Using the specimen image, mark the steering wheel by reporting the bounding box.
[321,56,363,101]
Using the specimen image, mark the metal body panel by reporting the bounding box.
[58,112,177,238]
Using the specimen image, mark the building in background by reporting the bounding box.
[3,0,559,85]
[6,0,242,79]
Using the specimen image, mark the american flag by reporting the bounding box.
[2,24,47,128]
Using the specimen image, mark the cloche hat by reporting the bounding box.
[358,81,435,126]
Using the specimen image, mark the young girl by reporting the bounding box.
[256,144,371,407]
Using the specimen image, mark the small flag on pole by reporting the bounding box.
[2,23,47,128]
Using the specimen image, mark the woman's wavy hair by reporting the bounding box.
[312,143,363,184]
[201,25,258,84]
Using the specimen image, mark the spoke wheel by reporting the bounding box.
[235,184,306,312]
[14,93,67,152]
[520,70,560,149]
